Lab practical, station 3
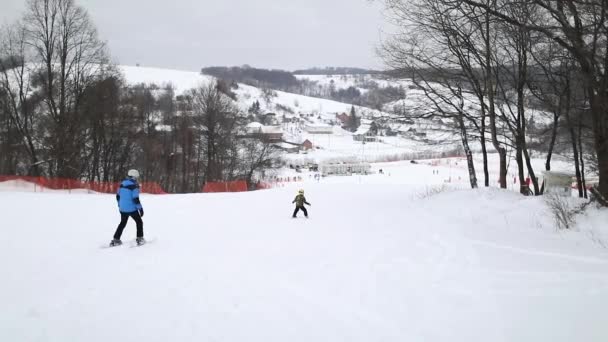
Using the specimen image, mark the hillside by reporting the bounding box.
[2,166,607,342]
[119,65,461,163]
[120,65,388,117]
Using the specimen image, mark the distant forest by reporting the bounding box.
[292,67,381,75]
[200,66,400,110]
[201,66,299,90]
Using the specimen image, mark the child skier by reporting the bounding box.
[292,189,311,218]
[109,169,145,246]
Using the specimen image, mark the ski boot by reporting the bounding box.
[109,239,122,247]
[136,237,146,246]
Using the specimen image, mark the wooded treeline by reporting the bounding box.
[380,0,606,201]
[202,66,408,111]
[0,0,279,193]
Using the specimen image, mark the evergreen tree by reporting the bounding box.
[350,106,359,132]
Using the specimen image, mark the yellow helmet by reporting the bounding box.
[298,189,304,194]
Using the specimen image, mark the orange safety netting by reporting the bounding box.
[0,175,166,194]
[202,180,248,193]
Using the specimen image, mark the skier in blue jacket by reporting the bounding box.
[110,169,145,246]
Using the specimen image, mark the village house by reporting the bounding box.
[305,123,334,134]
[336,112,350,127]
[302,139,313,150]
[272,142,300,153]
[353,119,379,142]
[276,139,314,154]
[245,122,284,142]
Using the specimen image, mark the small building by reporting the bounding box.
[245,122,283,142]
[353,119,378,142]
[272,142,300,153]
[320,163,372,176]
[336,113,350,126]
[302,139,313,151]
[305,124,334,134]
[543,171,573,196]
[246,122,264,134]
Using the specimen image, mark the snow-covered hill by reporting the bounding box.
[119,65,460,163]
[119,65,558,165]
[120,66,387,118]
[2,164,607,341]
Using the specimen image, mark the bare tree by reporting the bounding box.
[381,0,508,188]
[0,23,43,175]
[190,81,242,183]
[491,2,541,195]
[239,138,281,189]
[458,0,608,201]
[23,0,109,178]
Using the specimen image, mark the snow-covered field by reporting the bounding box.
[2,160,607,342]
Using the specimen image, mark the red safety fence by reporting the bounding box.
[202,180,248,193]
[0,175,166,194]
[0,175,308,194]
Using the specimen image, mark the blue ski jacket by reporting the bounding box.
[116,178,143,213]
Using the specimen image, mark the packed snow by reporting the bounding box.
[1,160,607,342]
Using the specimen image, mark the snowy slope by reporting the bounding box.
[119,65,386,118]
[119,65,427,162]
[2,163,608,342]
[119,65,215,94]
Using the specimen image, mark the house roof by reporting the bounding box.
[354,124,371,135]
[260,126,283,134]
[246,122,263,128]
[360,118,375,125]
[305,123,333,128]
[273,142,299,150]
[246,122,283,135]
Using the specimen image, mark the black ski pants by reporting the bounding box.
[114,211,144,239]
[292,205,308,217]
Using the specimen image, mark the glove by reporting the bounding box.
[138,208,144,217]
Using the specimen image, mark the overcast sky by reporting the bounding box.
[1,0,387,71]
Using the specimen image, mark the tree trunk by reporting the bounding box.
[459,115,478,189]
[545,112,559,171]
[484,4,507,188]
[480,108,490,187]
[497,148,507,188]
[589,88,608,201]
[578,121,588,199]
[515,141,526,194]
[568,121,584,198]
[523,147,539,195]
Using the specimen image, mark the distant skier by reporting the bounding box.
[292,189,311,218]
[109,169,145,246]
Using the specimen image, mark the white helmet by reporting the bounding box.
[127,169,140,179]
